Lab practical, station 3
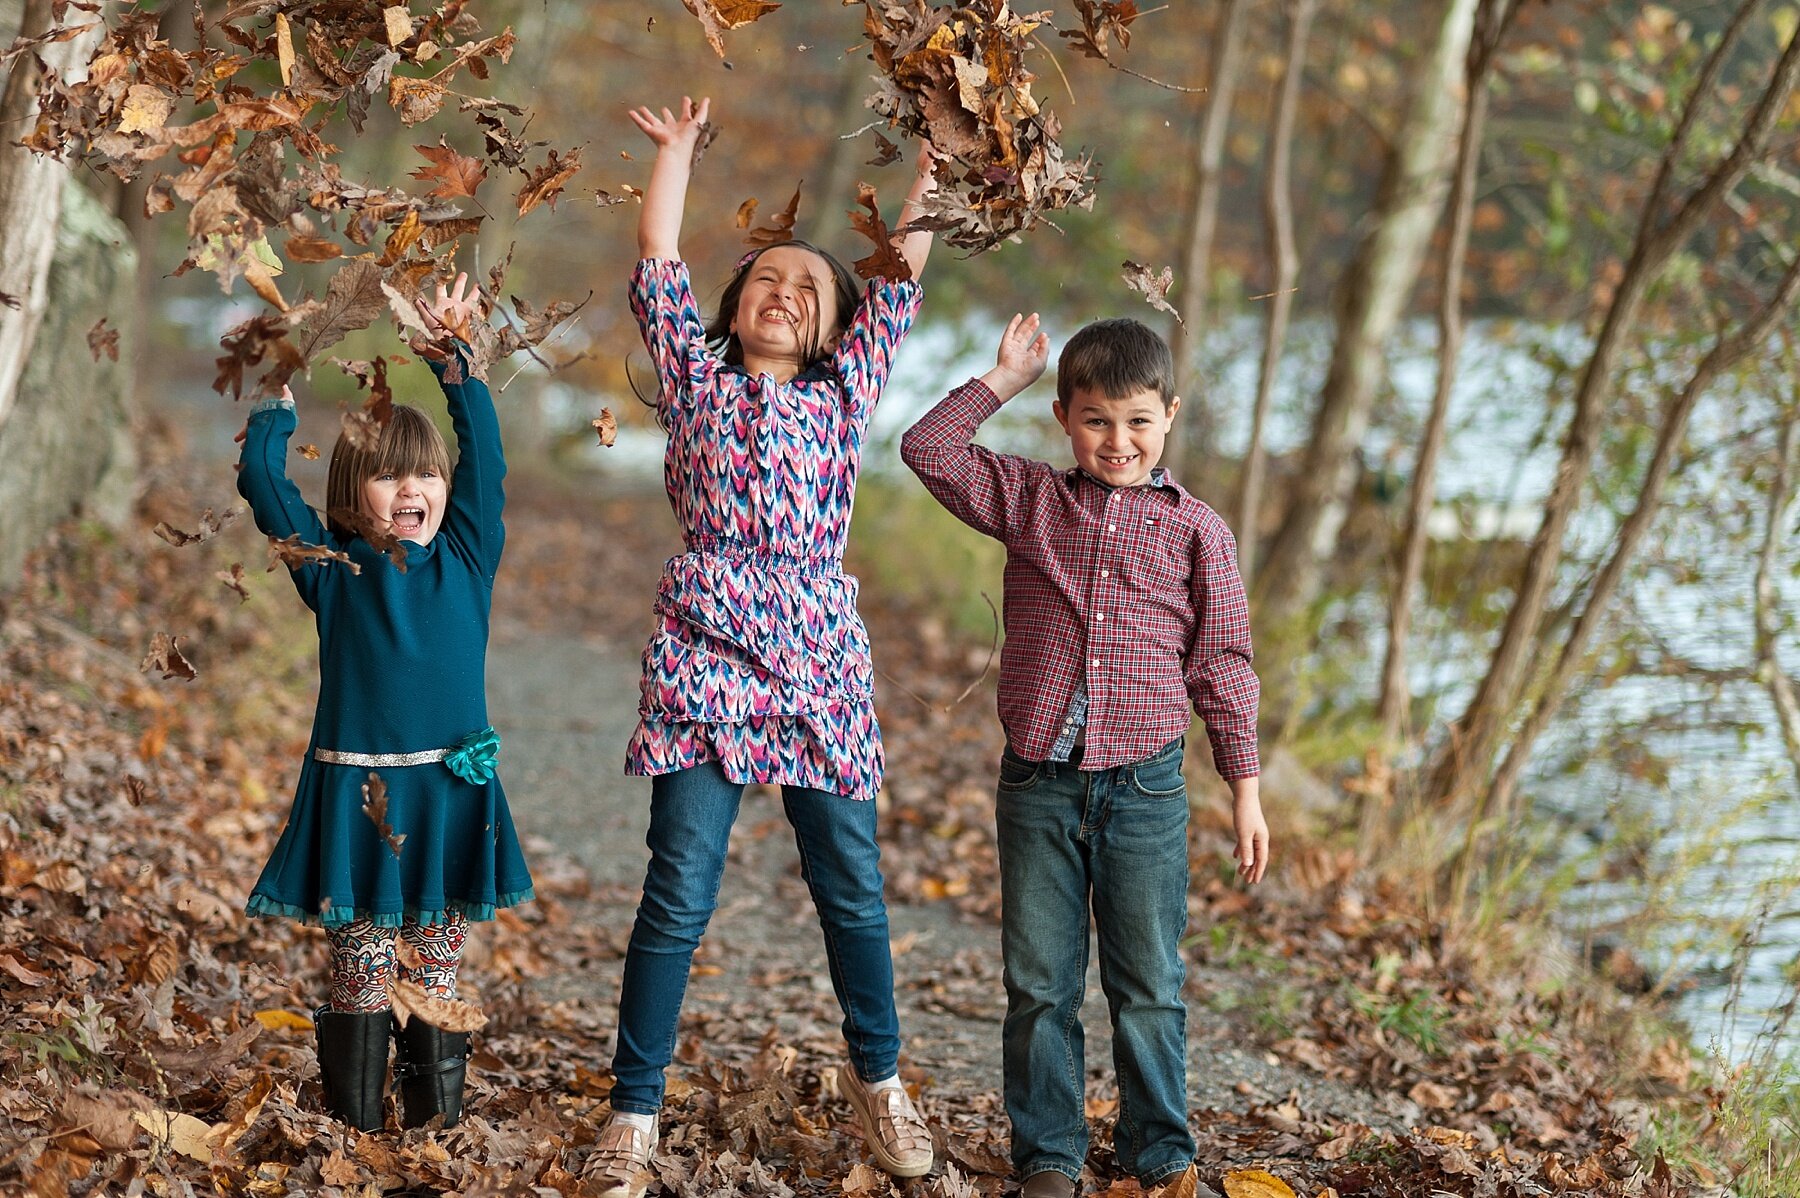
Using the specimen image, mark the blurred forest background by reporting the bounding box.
[5,0,1800,1191]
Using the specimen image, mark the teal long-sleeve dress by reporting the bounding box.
[237,349,534,928]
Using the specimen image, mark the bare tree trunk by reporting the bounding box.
[1755,408,1800,785]
[1169,0,1248,467]
[1238,0,1316,585]
[1475,251,1800,831]
[1427,0,1800,808]
[1376,0,1517,750]
[0,0,105,435]
[1250,0,1480,625]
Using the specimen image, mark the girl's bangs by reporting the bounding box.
[370,407,450,480]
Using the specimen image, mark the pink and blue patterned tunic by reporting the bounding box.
[624,257,923,801]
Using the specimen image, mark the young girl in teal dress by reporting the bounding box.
[237,276,534,1132]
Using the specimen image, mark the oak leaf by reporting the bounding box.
[360,772,407,858]
[848,182,911,282]
[267,533,360,574]
[216,563,251,602]
[517,146,582,216]
[1122,260,1181,323]
[153,507,239,547]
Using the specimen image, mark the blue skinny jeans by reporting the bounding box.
[609,762,902,1113]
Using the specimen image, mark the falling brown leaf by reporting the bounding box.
[282,232,342,263]
[848,182,912,282]
[86,317,119,361]
[1221,1169,1297,1198]
[140,633,198,682]
[216,563,250,602]
[517,146,582,217]
[296,443,320,460]
[274,12,295,87]
[682,0,782,58]
[591,409,617,448]
[153,506,240,547]
[866,129,901,167]
[595,189,630,207]
[1059,0,1140,63]
[388,76,448,125]
[410,138,487,200]
[734,196,759,229]
[327,506,408,573]
[267,533,360,574]
[289,260,388,363]
[1122,260,1181,324]
[744,182,801,248]
[360,772,407,858]
[389,978,488,1032]
[382,5,414,47]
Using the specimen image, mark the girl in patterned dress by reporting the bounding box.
[588,96,938,1196]
[237,276,534,1132]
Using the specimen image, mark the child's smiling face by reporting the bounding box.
[361,467,448,544]
[1053,385,1181,489]
[731,245,843,371]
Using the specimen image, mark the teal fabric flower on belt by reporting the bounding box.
[444,727,501,784]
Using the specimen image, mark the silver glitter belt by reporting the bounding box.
[314,747,449,768]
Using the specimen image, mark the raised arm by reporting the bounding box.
[235,385,328,609]
[898,313,1050,541]
[896,141,939,280]
[417,274,504,579]
[627,95,710,261]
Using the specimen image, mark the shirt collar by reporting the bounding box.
[1067,465,1188,501]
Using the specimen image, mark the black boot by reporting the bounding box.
[314,1006,392,1131]
[392,1018,471,1129]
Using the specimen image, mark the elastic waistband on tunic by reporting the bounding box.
[684,535,842,577]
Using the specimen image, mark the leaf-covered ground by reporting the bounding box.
[0,446,1705,1197]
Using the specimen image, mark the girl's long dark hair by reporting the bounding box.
[632,240,862,427]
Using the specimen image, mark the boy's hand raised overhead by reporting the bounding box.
[415,272,478,353]
[981,312,1050,402]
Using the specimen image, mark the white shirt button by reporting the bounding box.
[1095,612,1105,622]
[1107,523,1116,532]
[1090,659,1099,668]
[1099,568,1109,578]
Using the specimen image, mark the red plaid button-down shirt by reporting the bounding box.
[900,379,1260,778]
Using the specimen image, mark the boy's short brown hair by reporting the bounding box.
[1055,317,1177,410]
[324,404,451,540]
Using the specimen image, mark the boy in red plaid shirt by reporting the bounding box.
[900,313,1270,1198]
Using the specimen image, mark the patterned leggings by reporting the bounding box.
[325,915,468,1013]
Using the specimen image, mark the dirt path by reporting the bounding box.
[485,623,1415,1134]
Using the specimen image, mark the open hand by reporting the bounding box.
[992,312,1049,398]
[416,272,477,345]
[628,96,711,152]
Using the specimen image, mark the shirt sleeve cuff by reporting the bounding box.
[248,394,295,416]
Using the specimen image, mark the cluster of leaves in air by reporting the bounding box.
[685,0,1101,255]
[24,0,584,422]
[850,1,1098,253]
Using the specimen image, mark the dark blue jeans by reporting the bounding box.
[609,762,902,1113]
[995,737,1195,1185]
